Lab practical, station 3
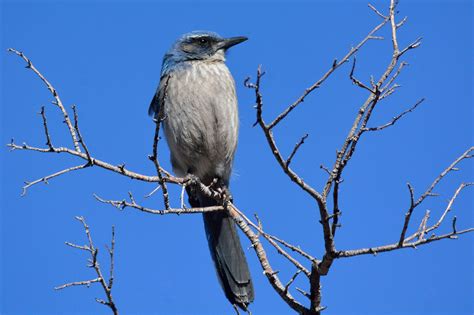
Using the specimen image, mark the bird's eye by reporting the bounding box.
[199,38,208,45]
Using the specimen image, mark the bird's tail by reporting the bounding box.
[195,192,254,310]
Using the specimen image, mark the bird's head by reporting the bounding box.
[164,31,248,64]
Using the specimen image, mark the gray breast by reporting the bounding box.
[163,61,239,183]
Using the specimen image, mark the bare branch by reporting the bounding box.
[337,228,474,258]
[72,105,93,165]
[8,48,81,152]
[247,67,325,203]
[39,106,54,151]
[368,3,387,19]
[349,57,377,94]
[405,182,473,242]
[286,133,309,167]
[309,263,324,313]
[264,232,317,263]
[364,98,424,132]
[21,163,90,196]
[416,210,430,241]
[107,226,116,290]
[397,16,408,28]
[55,278,101,290]
[380,61,408,93]
[225,203,308,313]
[94,193,224,215]
[57,217,118,315]
[267,15,390,129]
[149,76,172,209]
[398,183,417,245]
[428,183,471,231]
[246,68,334,266]
[296,287,310,299]
[416,147,473,208]
[65,241,90,251]
[399,37,423,57]
[96,185,312,313]
[284,269,302,293]
[389,0,401,53]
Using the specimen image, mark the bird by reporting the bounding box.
[148,31,254,311]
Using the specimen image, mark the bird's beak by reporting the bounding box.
[218,36,248,50]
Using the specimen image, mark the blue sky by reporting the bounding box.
[1,0,473,314]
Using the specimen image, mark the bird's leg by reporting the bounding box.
[184,173,200,208]
[213,177,233,203]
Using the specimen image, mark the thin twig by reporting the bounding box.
[56,217,118,315]
[94,193,224,215]
[55,278,101,290]
[267,14,390,129]
[399,183,416,246]
[150,76,172,209]
[349,57,377,94]
[21,163,90,196]
[363,98,424,131]
[368,3,387,19]
[286,133,309,167]
[414,147,473,208]
[39,106,54,151]
[337,228,474,258]
[284,269,302,293]
[8,48,81,152]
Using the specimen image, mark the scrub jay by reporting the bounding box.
[148,31,254,310]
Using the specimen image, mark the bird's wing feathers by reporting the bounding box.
[148,74,170,118]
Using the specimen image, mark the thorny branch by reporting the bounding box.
[7,0,473,314]
[56,216,118,315]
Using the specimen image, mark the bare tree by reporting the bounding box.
[6,1,472,314]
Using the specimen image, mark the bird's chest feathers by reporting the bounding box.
[166,62,236,130]
[163,61,238,154]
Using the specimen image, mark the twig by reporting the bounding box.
[399,37,422,56]
[286,133,309,167]
[246,68,332,262]
[144,184,161,198]
[39,106,54,151]
[72,105,93,165]
[267,14,390,129]
[414,147,473,208]
[398,183,417,246]
[416,210,430,240]
[363,98,424,131]
[337,228,474,258]
[380,61,408,93]
[94,193,224,215]
[21,163,90,196]
[368,3,387,19]
[8,48,81,152]
[405,182,473,242]
[56,217,118,315]
[55,278,101,290]
[8,141,168,183]
[149,76,172,209]
[284,269,302,293]
[349,57,377,94]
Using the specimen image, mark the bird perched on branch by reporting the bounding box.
[148,31,253,311]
